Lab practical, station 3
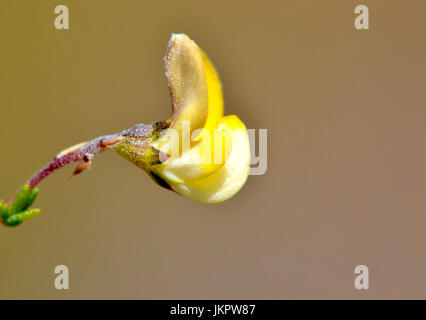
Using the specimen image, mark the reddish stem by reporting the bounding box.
[7,133,123,205]
[27,134,123,190]
[7,122,161,205]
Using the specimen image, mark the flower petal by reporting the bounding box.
[197,50,224,138]
[165,34,209,135]
[151,124,232,183]
[164,115,250,203]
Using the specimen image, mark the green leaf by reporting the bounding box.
[0,202,9,220]
[24,188,38,210]
[1,185,41,227]
[5,209,41,226]
[9,185,31,215]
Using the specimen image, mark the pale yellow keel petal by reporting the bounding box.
[151,125,232,184]
[167,116,250,203]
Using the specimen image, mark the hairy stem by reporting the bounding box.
[6,121,165,205]
[7,133,122,205]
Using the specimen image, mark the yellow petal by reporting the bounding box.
[197,49,224,138]
[165,34,209,136]
[160,115,250,203]
[164,34,224,137]
[151,123,232,183]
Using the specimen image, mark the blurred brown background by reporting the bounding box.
[0,1,425,299]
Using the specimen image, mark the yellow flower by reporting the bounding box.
[150,34,250,203]
[112,34,250,203]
